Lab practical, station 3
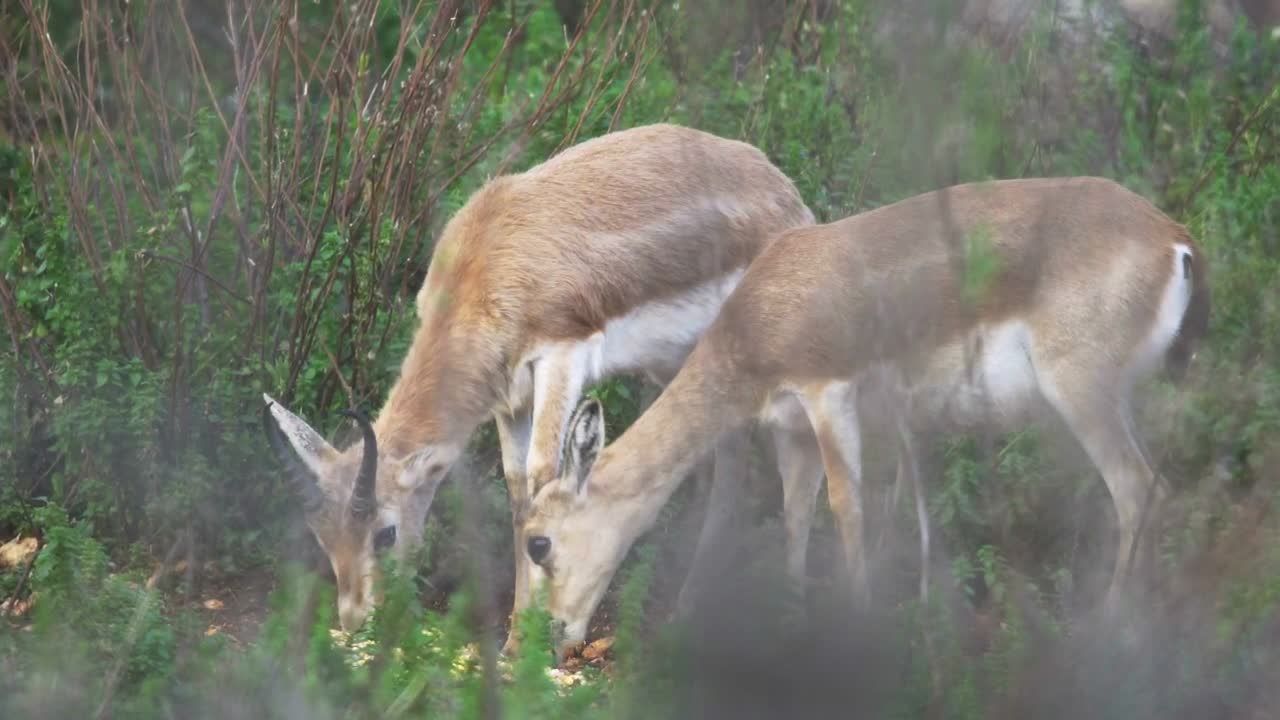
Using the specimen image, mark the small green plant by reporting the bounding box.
[960,225,1002,306]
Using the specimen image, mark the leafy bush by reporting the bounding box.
[1,0,1280,717]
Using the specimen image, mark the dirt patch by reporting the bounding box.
[179,567,276,647]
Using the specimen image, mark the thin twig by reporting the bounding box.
[322,343,356,409]
[138,250,251,305]
[1179,81,1280,213]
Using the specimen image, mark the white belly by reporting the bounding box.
[507,270,746,410]
[759,321,1045,437]
[901,320,1043,430]
[592,269,745,380]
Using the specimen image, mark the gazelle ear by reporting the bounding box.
[560,398,605,497]
[398,444,458,494]
[262,393,335,481]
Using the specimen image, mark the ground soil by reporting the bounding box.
[179,566,277,647]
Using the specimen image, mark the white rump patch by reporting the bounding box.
[1129,243,1195,379]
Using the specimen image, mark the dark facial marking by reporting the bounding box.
[373,525,397,553]
[527,535,551,565]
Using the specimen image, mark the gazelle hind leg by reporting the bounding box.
[803,383,870,604]
[1119,403,1171,583]
[1036,371,1163,612]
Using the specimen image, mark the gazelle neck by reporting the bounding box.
[594,343,762,525]
[372,322,501,459]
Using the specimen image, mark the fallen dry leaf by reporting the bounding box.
[0,536,38,570]
[0,597,34,617]
[581,636,614,660]
[546,668,586,688]
[205,627,220,637]
[202,598,225,610]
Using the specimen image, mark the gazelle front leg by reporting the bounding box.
[507,344,591,642]
[771,424,826,595]
[673,427,749,617]
[525,345,591,492]
[502,344,592,653]
[803,382,870,604]
[495,408,532,653]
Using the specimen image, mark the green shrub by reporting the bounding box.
[2,0,1280,717]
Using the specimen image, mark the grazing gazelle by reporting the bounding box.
[523,177,1209,655]
[261,124,814,637]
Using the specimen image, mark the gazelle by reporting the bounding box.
[523,176,1209,655]
[261,124,814,637]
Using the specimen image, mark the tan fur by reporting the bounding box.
[269,123,813,634]
[371,124,811,455]
[715,178,1180,386]
[525,177,1210,655]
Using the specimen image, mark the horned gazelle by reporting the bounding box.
[261,124,813,638]
[524,177,1209,655]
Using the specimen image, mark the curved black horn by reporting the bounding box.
[340,409,378,519]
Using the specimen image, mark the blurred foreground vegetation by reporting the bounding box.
[2,0,1280,717]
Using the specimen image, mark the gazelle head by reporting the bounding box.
[523,399,637,658]
[261,394,460,632]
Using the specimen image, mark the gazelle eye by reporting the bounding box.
[527,535,551,565]
[373,525,397,552]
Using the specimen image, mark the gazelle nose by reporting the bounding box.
[338,597,369,632]
[339,608,365,632]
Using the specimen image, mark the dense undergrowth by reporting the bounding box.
[2,0,1280,717]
